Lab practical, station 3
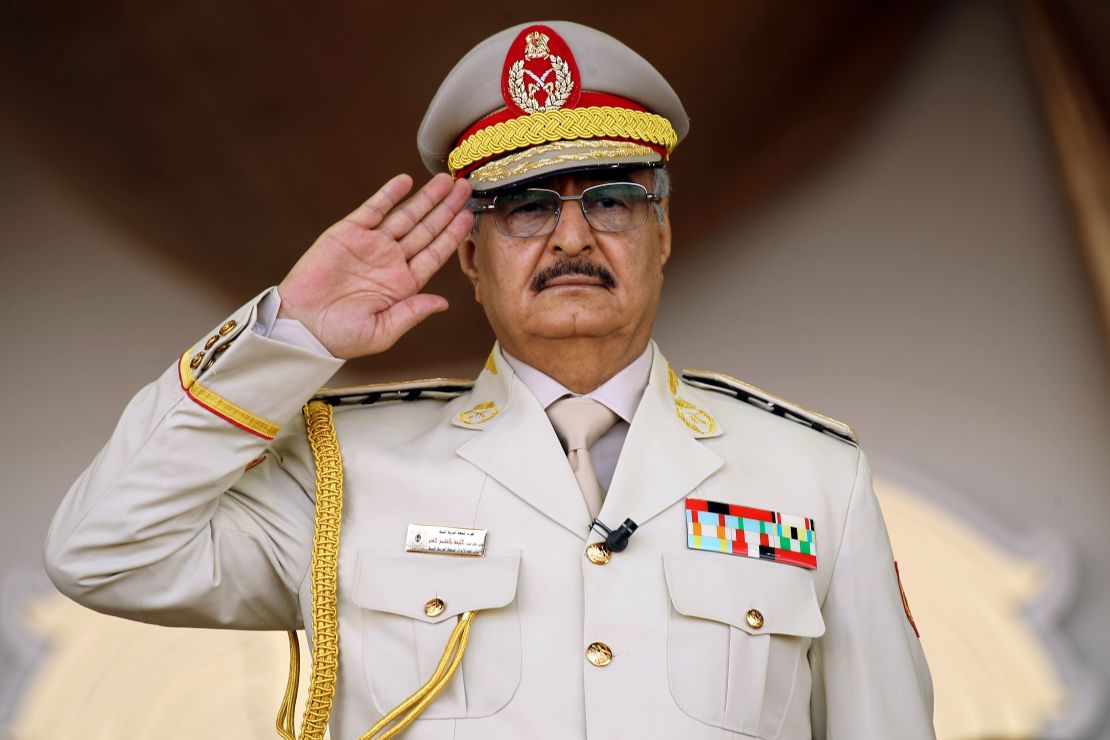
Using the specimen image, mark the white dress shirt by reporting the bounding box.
[501,348,651,490]
[254,289,334,357]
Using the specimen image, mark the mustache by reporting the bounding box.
[530,259,617,292]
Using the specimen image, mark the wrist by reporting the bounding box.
[274,284,298,322]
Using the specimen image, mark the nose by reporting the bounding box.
[546,197,594,256]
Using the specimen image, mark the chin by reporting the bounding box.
[526,312,620,339]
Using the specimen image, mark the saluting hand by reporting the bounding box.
[277,173,474,359]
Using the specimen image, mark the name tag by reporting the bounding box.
[405,523,487,556]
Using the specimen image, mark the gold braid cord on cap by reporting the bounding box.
[448,106,678,175]
[277,400,479,740]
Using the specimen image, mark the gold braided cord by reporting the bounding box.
[359,611,477,740]
[277,400,476,739]
[276,400,344,740]
[448,106,678,174]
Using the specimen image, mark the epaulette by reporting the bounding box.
[311,377,474,408]
[681,369,858,445]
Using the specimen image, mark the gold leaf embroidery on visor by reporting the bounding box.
[468,140,657,184]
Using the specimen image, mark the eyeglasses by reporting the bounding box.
[472,182,661,238]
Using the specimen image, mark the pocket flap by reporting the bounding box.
[353,551,521,624]
[663,552,825,637]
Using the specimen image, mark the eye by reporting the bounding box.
[585,184,641,211]
[497,191,555,218]
[592,195,630,210]
[506,199,547,216]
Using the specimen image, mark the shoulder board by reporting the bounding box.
[311,377,474,408]
[681,369,858,445]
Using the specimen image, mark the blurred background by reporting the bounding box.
[2,0,1108,737]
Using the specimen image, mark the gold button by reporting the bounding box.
[219,320,238,336]
[586,641,612,667]
[746,608,764,630]
[189,352,205,369]
[424,598,445,618]
[586,542,611,565]
[214,342,229,353]
[204,335,219,350]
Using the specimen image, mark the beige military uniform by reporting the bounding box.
[46,292,934,739]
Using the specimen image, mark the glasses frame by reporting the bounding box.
[472,181,662,239]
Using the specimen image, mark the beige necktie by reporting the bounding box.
[546,396,620,519]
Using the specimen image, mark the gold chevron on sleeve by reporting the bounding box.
[178,351,281,440]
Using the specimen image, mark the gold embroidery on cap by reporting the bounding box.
[508,31,574,114]
[469,141,657,184]
[457,401,501,426]
[449,108,677,174]
[485,351,498,374]
[675,397,718,435]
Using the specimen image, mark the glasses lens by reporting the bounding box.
[493,190,559,237]
[582,183,649,232]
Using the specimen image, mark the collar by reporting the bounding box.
[500,345,652,423]
[453,341,721,440]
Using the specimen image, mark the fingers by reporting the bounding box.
[375,294,449,348]
[345,174,414,229]
[380,173,459,242]
[398,177,473,259]
[409,208,475,289]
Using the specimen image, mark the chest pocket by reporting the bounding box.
[663,552,825,739]
[353,550,522,719]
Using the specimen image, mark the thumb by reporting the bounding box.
[374,294,449,348]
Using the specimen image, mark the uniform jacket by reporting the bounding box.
[45,292,934,739]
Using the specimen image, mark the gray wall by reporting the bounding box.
[0,113,240,726]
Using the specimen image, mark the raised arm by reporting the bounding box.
[44,173,473,628]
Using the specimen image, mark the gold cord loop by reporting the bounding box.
[359,610,478,740]
[276,631,301,740]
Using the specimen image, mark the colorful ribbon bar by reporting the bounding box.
[685,498,817,569]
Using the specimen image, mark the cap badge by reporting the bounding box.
[503,25,581,115]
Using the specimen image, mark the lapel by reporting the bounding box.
[452,342,725,539]
[454,345,592,539]
[599,342,724,530]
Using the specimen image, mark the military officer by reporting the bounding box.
[45,20,934,740]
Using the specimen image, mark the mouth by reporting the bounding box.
[530,259,617,292]
[542,275,607,289]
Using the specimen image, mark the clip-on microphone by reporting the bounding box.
[591,518,639,552]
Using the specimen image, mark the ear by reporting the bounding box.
[457,236,482,303]
[657,198,672,268]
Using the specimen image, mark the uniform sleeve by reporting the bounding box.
[43,288,344,630]
[809,449,935,739]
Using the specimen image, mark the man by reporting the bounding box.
[45,20,934,740]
